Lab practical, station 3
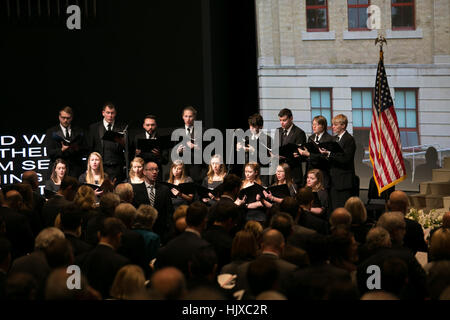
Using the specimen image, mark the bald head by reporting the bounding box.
[329,208,352,227]
[387,191,409,214]
[150,267,186,300]
[261,229,285,253]
[443,212,450,228]
[22,171,39,190]
[5,190,23,211]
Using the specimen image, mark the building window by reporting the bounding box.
[348,0,370,31]
[395,89,419,147]
[391,0,415,30]
[311,88,332,126]
[352,89,373,128]
[306,0,329,32]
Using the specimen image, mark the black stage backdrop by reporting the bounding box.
[0,0,258,186]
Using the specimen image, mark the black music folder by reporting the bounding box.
[160,182,196,197]
[238,183,266,203]
[137,135,173,152]
[318,141,344,153]
[195,183,223,199]
[266,184,291,198]
[102,130,125,143]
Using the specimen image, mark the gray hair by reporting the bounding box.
[376,211,406,234]
[35,227,65,250]
[366,227,391,251]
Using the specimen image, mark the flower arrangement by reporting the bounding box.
[406,208,444,230]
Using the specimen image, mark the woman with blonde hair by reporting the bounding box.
[73,185,97,239]
[167,160,194,208]
[45,159,67,196]
[128,157,145,184]
[201,154,227,203]
[306,169,329,219]
[78,152,107,196]
[344,196,372,244]
[240,162,267,223]
[110,265,147,300]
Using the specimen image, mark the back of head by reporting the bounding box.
[270,212,294,241]
[44,238,74,269]
[5,273,38,300]
[60,203,83,232]
[344,196,367,225]
[279,197,299,220]
[366,227,392,252]
[329,208,352,228]
[114,203,137,229]
[281,245,310,268]
[214,201,239,223]
[188,245,218,279]
[74,185,96,211]
[427,260,450,300]
[381,257,408,297]
[110,264,146,300]
[231,230,258,261]
[45,268,95,300]
[60,176,79,192]
[134,204,158,230]
[185,201,208,228]
[222,174,241,195]
[99,192,121,217]
[99,217,126,239]
[328,225,355,262]
[114,183,134,203]
[5,190,23,211]
[256,290,287,300]
[387,191,409,214]
[35,227,65,251]
[302,233,329,265]
[150,267,186,300]
[22,171,39,190]
[247,257,279,296]
[443,212,450,228]
[261,229,285,253]
[425,146,438,164]
[360,290,399,300]
[430,228,450,261]
[376,211,406,235]
[296,187,314,207]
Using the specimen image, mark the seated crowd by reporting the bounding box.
[1,159,450,301]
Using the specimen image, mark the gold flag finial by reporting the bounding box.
[375,35,387,60]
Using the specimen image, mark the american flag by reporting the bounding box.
[369,56,406,194]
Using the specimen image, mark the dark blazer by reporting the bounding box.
[88,121,127,166]
[132,131,169,166]
[154,231,211,277]
[202,225,233,270]
[0,206,35,260]
[235,253,298,296]
[64,232,93,258]
[44,124,88,178]
[297,208,328,235]
[41,194,71,228]
[327,131,356,209]
[277,124,307,185]
[80,244,130,299]
[404,218,428,254]
[117,230,149,276]
[132,182,174,243]
[305,131,333,188]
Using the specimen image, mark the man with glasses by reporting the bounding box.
[132,161,174,244]
[44,106,88,178]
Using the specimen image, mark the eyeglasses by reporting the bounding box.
[144,168,159,172]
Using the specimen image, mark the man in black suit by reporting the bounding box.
[132,161,174,243]
[132,114,168,179]
[387,190,427,255]
[154,201,210,277]
[319,114,356,210]
[298,115,333,188]
[44,106,88,179]
[88,102,128,183]
[79,217,130,299]
[174,106,205,184]
[277,108,307,186]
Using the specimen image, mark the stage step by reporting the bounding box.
[409,194,427,209]
[444,157,450,169]
[419,181,450,195]
[432,168,450,182]
[425,194,445,209]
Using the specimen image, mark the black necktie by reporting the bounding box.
[187,127,191,137]
[282,129,288,145]
[107,124,112,131]
[64,127,70,139]
[315,135,319,143]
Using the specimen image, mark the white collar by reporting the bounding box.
[60,124,71,134]
[284,124,293,135]
[315,131,324,141]
[185,227,201,237]
[338,131,346,140]
[103,119,114,130]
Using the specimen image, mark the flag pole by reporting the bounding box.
[375,35,387,160]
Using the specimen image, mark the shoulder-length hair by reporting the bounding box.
[273,163,294,190]
[307,169,324,192]
[168,160,187,184]
[242,162,262,187]
[206,154,227,184]
[129,157,145,179]
[51,159,67,184]
[86,152,105,185]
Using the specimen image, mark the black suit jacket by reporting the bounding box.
[44,125,88,178]
[305,131,333,188]
[404,218,428,254]
[64,232,93,258]
[88,121,127,166]
[328,131,356,191]
[277,125,307,184]
[132,182,174,242]
[80,244,130,299]
[132,131,169,165]
[297,209,328,235]
[154,231,211,277]
[0,206,35,259]
[174,125,206,183]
